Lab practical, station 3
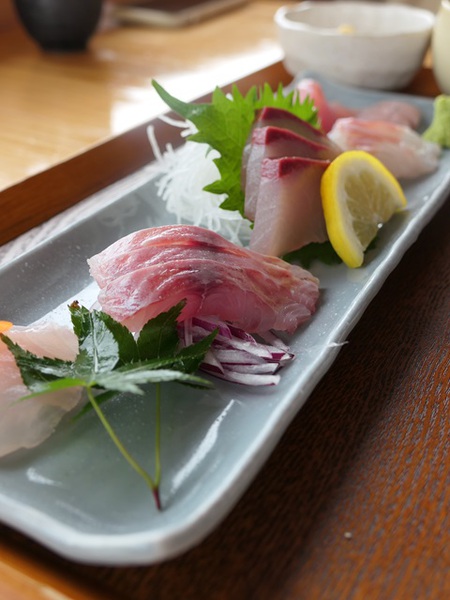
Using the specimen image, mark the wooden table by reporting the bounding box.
[0,1,449,598]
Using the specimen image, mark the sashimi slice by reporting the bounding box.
[88,225,320,335]
[244,126,339,221]
[328,118,441,179]
[89,224,272,287]
[296,78,355,133]
[0,322,81,458]
[254,106,342,155]
[249,156,329,257]
[296,78,422,131]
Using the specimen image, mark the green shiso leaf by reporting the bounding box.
[283,242,343,269]
[152,79,318,217]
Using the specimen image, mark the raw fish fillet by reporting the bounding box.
[328,118,441,179]
[244,126,339,221]
[296,78,422,131]
[296,78,355,133]
[249,157,329,257]
[254,106,341,155]
[88,225,320,334]
[0,322,81,458]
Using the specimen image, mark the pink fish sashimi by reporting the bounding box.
[328,118,441,179]
[249,157,329,258]
[0,322,81,458]
[88,225,320,335]
[254,106,342,155]
[296,78,355,133]
[244,125,339,221]
[296,78,423,132]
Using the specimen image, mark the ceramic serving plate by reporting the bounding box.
[0,74,449,566]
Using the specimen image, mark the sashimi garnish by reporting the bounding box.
[1,302,215,509]
[179,317,294,386]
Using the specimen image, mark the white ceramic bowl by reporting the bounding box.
[274,1,435,90]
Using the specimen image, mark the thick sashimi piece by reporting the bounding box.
[328,118,441,179]
[244,126,339,221]
[249,157,329,257]
[89,224,270,287]
[255,106,342,155]
[0,322,81,457]
[89,225,319,335]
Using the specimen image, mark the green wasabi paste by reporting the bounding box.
[422,95,450,148]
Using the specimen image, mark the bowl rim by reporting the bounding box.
[274,1,436,38]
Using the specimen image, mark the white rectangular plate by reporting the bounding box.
[0,74,449,565]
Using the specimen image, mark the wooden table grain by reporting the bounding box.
[0,1,449,599]
[0,0,291,245]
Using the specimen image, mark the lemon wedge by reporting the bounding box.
[321,150,407,268]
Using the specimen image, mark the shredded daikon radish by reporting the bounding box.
[147,121,251,246]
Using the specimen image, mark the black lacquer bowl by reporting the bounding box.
[14,0,103,52]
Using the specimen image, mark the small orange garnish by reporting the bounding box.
[0,321,13,334]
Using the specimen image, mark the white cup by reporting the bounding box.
[432,0,450,93]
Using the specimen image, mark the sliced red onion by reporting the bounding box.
[179,317,294,386]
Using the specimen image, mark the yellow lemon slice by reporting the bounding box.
[321,150,407,268]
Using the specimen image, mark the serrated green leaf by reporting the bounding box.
[254,83,319,124]
[4,302,217,510]
[136,301,184,360]
[70,302,138,365]
[1,334,75,391]
[152,79,318,218]
[283,242,343,269]
[95,367,212,395]
[175,330,217,373]
[69,303,121,375]
[17,378,88,400]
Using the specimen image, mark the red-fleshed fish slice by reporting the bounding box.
[88,225,320,335]
[255,106,342,154]
[244,125,339,221]
[249,156,330,257]
[296,77,355,133]
[328,117,441,179]
[0,322,81,458]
